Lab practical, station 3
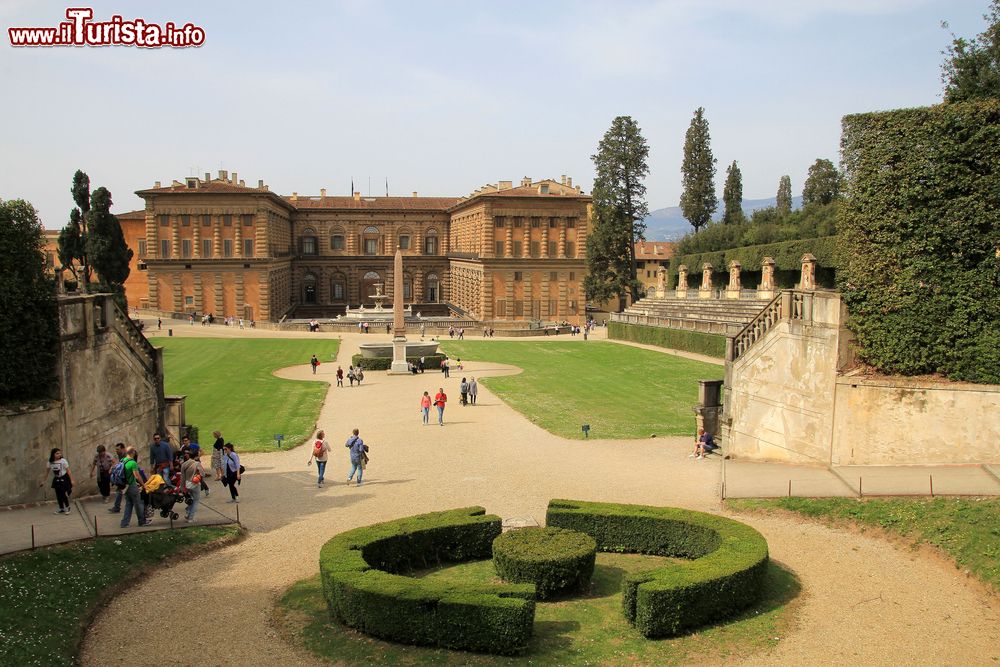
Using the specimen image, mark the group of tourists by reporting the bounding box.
[335,365,365,386]
[307,428,369,487]
[447,326,465,339]
[46,430,245,528]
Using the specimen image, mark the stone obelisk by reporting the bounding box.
[389,246,410,374]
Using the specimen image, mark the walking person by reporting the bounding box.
[211,431,225,482]
[434,387,448,426]
[469,377,478,405]
[308,430,331,487]
[108,442,127,513]
[419,356,425,373]
[222,443,242,502]
[310,354,320,375]
[149,432,173,487]
[90,444,114,503]
[345,428,368,485]
[420,391,432,425]
[336,366,344,387]
[355,365,364,386]
[460,378,469,406]
[181,446,206,522]
[441,357,450,378]
[348,365,356,387]
[119,446,148,528]
[45,448,74,514]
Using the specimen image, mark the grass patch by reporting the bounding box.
[728,497,1000,591]
[278,552,798,666]
[0,525,241,666]
[150,337,339,451]
[439,341,722,439]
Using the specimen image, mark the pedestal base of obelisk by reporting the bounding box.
[388,336,410,374]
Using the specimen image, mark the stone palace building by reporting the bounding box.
[128,171,590,323]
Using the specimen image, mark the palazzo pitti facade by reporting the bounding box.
[133,171,590,323]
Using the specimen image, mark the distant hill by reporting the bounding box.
[642,196,803,241]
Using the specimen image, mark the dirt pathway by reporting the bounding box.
[80,331,998,666]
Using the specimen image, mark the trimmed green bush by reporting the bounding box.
[669,235,839,290]
[493,527,597,599]
[546,499,768,638]
[839,101,1000,383]
[350,353,445,371]
[319,507,535,655]
[608,322,726,359]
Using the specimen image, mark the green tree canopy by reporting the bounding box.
[0,199,59,403]
[680,107,717,234]
[942,0,1000,102]
[776,175,793,217]
[586,116,650,307]
[802,158,840,205]
[722,160,745,224]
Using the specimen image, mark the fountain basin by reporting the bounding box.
[358,341,440,359]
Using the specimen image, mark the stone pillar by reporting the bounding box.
[757,256,776,300]
[655,267,667,298]
[799,253,817,291]
[676,265,689,298]
[694,379,724,443]
[698,263,713,299]
[726,260,742,299]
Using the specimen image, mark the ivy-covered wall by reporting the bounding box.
[839,101,1000,384]
[668,236,838,290]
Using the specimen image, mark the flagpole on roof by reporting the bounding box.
[385,177,389,197]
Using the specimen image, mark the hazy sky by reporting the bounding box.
[0,0,989,227]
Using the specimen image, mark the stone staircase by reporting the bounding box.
[614,296,771,335]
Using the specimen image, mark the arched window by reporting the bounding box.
[300,227,318,256]
[424,228,438,255]
[363,226,380,234]
[330,272,347,302]
[397,227,413,251]
[302,272,317,304]
[425,273,439,302]
[363,226,381,255]
[330,227,346,251]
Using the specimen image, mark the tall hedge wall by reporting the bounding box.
[668,236,839,290]
[608,321,726,359]
[839,101,1000,384]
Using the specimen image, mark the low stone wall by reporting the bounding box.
[831,378,1000,465]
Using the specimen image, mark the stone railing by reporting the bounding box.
[109,297,158,375]
[728,290,813,362]
[609,311,741,335]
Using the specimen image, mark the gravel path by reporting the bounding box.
[80,331,999,666]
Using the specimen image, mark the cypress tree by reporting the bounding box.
[722,160,745,224]
[680,107,717,233]
[776,175,793,217]
[86,187,132,307]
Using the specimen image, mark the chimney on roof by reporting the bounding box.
[353,191,361,201]
[204,172,210,182]
[521,176,531,187]
[258,179,264,188]
[561,175,567,185]
[239,180,245,187]
[291,192,298,202]
[218,169,227,180]
[566,177,572,188]
[499,180,512,190]
[320,188,327,198]
[231,171,237,184]
[154,181,161,188]
[412,191,418,197]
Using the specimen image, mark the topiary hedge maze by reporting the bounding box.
[319,506,535,654]
[546,499,769,637]
[493,527,596,599]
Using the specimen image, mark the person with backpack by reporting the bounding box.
[310,354,320,375]
[89,444,115,503]
[119,446,148,528]
[107,442,128,513]
[222,443,242,503]
[44,448,74,515]
[308,430,331,487]
[345,428,368,486]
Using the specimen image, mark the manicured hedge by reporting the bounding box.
[493,527,597,599]
[546,499,768,637]
[319,506,535,655]
[669,235,839,290]
[350,353,446,371]
[839,101,1000,384]
[608,322,726,359]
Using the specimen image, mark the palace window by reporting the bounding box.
[513,217,523,228]
[160,239,170,258]
[530,241,540,257]
[138,240,147,258]
[330,235,345,250]
[495,299,506,317]
[494,217,505,228]
[181,240,192,258]
[223,215,232,227]
[548,241,557,256]
[565,241,575,258]
[202,239,212,257]
[531,217,540,228]
[495,240,504,256]
[243,239,254,257]
[301,233,318,256]
[569,300,578,313]
[398,235,410,250]
[514,271,523,282]
[548,299,558,315]
[365,238,378,255]
[567,218,576,228]
[223,240,233,257]
[332,278,346,301]
[159,215,169,227]
[242,214,253,226]
[424,232,438,255]
[185,296,194,305]
[181,215,191,227]
[202,214,212,227]
[549,217,557,228]
[569,271,576,280]
[550,271,558,281]
[513,300,524,316]
[512,241,522,257]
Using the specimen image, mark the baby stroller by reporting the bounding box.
[145,472,191,521]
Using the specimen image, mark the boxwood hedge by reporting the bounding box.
[350,353,445,371]
[545,499,768,637]
[607,322,726,358]
[493,527,597,599]
[319,506,535,654]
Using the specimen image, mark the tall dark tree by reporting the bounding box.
[721,160,745,224]
[59,170,92,288]
[0,199,59,402]
[586,116,649,309]
[86,187,132,300]
[776,175,793,217]
[680,107,717,233]
[942,0,1000,102]
[802,158,840,205]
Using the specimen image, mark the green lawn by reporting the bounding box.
[150,337,339,451]
[0,526,241,666]
[278,553,798,666]
[728,497,1000,592]
[439,341,723,439]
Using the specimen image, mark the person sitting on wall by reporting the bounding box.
[691,428,718,459]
